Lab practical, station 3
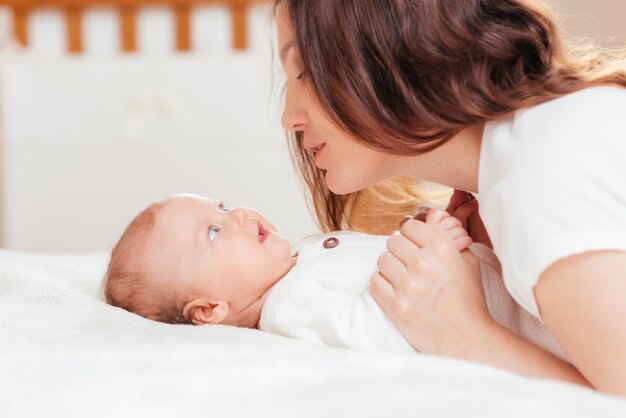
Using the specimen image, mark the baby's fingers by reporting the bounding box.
[446,190,474,214]
[451,200,479,229]
[453,234,473,252]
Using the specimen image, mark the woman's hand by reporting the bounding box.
[371,218,494,356]
[373,209,591,387]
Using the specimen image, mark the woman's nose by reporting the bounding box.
[281,90,309,132]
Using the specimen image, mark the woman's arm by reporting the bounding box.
[461,317,589,386]
[371,219,590,386]
[535,251,626,395]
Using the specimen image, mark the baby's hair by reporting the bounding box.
[104,200,190,324]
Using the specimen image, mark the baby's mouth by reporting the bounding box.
[258,223,269,244]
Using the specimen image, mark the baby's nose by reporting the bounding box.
[230,208,247,226]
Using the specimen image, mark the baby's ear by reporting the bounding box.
[183,299,229,325]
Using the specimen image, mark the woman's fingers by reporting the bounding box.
[370,271,397,305]
[399,206,430,228]
[386,233,424,267]
[386,231,443,286]
[376,251,406,287]
[425,208,448,224]
[399,218,454,258]
[428,212,461,231]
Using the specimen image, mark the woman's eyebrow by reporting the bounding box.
[280,39,296,64]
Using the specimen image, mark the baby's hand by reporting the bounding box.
[446,190,492,248]
[423,208,473,252]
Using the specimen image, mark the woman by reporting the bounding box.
[274,0,626,394]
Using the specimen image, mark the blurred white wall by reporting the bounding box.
[554,0,626,47]
[0,5,318,253]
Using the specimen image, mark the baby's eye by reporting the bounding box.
[218,202,232,212]
[208,226,220,242]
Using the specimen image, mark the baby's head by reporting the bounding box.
[104,194,293,327]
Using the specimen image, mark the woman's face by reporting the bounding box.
[276,7,401,195]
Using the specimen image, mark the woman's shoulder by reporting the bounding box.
[482,86,626,166]
[526,86,625,122]
[546,85,626,104]
[498,86,626,139]
[478,86,626,317]
[487,85,623,125]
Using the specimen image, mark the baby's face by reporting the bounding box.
[152,194,293,311]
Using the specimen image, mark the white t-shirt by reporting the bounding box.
[477,86,626,318]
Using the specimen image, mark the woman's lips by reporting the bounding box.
[312,143,326,163]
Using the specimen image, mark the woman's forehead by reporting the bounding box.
[276,5,295,57]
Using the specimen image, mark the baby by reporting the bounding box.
[105,194,566,357]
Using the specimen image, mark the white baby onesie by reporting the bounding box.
[259,232,568,361]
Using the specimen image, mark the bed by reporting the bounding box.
[1,1,626,416]
[2,250,626,417]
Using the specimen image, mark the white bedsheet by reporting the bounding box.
[1,250,625,418]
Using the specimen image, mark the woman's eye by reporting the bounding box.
[218,202,232,212]
[208,226,220,242]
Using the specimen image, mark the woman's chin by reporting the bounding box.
[324,171,368,195]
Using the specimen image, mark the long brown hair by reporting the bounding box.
[277,0,626,232]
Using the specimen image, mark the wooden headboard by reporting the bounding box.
[0,0,271,53]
